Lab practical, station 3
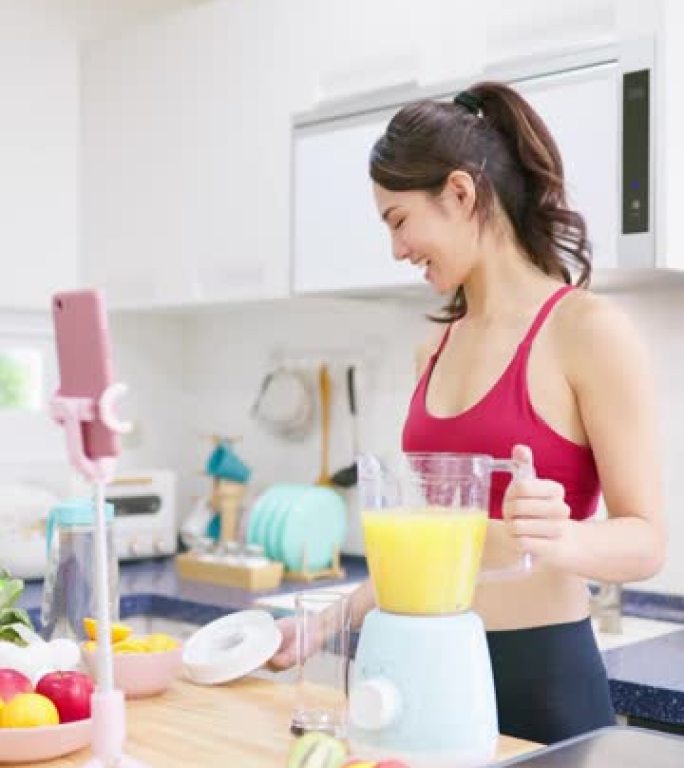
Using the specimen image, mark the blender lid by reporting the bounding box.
[182,610,282,685]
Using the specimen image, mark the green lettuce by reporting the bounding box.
[0,569,34,646]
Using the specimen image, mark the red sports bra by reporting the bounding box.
[402,286,600,521]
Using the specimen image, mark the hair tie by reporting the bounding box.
[453,91,483,118]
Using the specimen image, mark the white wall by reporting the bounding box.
[109,285,684,595]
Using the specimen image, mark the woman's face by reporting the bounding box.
[373,171,482,294]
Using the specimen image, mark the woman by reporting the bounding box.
[270,82,666,745]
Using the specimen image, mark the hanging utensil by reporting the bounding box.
[331,365,359,488]
[315,363,333,486]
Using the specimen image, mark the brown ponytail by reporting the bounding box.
[370,81,592,321]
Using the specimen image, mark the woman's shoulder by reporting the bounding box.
[415,322,450,379]
[553,287,649,378]
[555,288,635,340]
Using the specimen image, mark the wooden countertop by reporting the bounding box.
[29,677,542,767]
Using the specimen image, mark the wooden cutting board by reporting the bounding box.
[28,677,542,767]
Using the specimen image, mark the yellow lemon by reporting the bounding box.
[1,693,59,728]
[83,617,133,643]
[82,640,98,653]
[142,633,178,653]
[112,637,148,654]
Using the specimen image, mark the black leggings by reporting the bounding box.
[486,618,616,745]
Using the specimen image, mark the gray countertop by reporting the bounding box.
[19,556,684,726]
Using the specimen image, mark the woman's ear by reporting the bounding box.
[443,170,477,219]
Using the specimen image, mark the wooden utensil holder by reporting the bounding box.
[212,478,246,543]
[175,552,283,591]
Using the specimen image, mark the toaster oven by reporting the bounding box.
[102,469,177,560]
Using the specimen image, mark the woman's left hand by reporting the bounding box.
[502,444,579,569]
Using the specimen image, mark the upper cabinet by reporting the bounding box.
[290,0,485,114]
[82,0,293,309]
[0,8,80,310]
[484,0,616,64]
[80,0,682,309]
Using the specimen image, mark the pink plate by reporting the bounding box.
[0,718,92,764]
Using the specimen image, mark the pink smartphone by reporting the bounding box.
[52,288,120,460]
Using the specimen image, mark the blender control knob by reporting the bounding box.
[349,678,402,730]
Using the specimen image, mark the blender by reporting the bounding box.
[347,452,533,768]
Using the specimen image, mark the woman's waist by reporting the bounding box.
[473,567,591,631]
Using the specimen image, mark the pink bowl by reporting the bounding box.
[0,718,92,764]
[81,645,183,698]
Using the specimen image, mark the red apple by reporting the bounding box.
[35,671,94,723]
[375,762,411,768]
[0,668,32,702]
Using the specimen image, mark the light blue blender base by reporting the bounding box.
[348,609,498,768]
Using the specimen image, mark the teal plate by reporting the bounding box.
[246,492,270,545]
[280,487,347,572]
[266,486,306,561]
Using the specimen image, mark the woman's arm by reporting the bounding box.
[566,296,666,580]
[505,295,666,583]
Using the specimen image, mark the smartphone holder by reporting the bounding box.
[51,383,146,768]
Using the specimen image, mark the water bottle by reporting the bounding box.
[41,497,119,641]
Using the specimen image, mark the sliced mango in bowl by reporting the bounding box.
[83,631,179,655]
[142,634,179,653]
[83,617,133,643]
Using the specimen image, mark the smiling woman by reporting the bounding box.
[274,80,666,749]
[367,82,665,744]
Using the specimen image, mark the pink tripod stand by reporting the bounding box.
[51,383,146,767]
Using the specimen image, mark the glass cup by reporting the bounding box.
[290,591,351,739]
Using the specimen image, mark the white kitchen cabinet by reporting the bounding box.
[82,0,292,309]
[291,1,623,114]
[288,0,485,114]
[484,0,616,66]
[0,6,80,310]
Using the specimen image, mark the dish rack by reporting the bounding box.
[284,547,346,583]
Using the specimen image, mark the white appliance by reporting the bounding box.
[0,483,61,580]
[99,469,178,561]
[292,39,656,294]
[69,468,177,561]
[0,469,178,579]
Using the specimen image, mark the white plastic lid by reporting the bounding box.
[182,610,282,685]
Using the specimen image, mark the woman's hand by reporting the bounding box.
[267,614,328,671]
[267,616,297,671]
[503,444,579,570]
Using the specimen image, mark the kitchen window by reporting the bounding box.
[0,348,43,411]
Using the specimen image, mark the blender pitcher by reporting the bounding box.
[357,452,534,615]
[41,497,119,641]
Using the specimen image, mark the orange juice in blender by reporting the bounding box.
[362,506,487,614]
